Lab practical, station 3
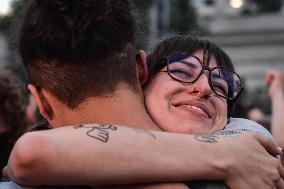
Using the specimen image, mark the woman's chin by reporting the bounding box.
[161,122,211,135]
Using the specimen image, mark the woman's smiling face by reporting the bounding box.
[143,50,228,135]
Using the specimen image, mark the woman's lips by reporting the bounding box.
[172,101,212,118]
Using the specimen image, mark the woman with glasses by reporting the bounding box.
[144,35,244,136]
[140,35,276,188]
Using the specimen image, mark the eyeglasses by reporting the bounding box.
[161,51,244,100]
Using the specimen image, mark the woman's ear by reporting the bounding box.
[136,50,149,86]
[28,84,53,120]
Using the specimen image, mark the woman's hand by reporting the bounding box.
[218,133,283,189]
[265,69,284,99]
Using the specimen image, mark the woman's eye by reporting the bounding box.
[170,69,193,80]
[213,82,228,95]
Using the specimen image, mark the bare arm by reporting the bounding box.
[6,124,282,189]
[266,70,284,149]
[94,183,190,189]
[7,125,279,188]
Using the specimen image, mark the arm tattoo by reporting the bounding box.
[74,124,117,143]
[132,128,157,140]
[194,135,219,143]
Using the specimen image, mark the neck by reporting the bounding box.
[51,86,160,131]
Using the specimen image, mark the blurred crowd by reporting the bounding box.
[0,71,31,178]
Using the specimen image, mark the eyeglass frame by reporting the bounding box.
[160,51,244,101]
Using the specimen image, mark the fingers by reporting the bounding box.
[265,69,284,86]
[265,70,274,86]
[279,167,284,181]
[275,178,284,189]
[275,157,284,189]
[253,134,281,156]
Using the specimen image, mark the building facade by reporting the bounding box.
[193,0,284,89]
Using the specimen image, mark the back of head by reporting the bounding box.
[19,0,138,109]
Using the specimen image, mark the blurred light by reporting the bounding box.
[0,0,12,16]
[229,0,244,9]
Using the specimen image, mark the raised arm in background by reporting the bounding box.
[266,70,284,149]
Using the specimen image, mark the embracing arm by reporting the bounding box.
[6,124,282,189]
[6,124,223,185]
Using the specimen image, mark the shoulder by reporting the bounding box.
[227,118,264,129]
[214,118,274,141]
[0,181,31,189]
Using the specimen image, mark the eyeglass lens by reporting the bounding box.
[168,52,242,99]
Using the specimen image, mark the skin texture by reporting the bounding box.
[266,70,284,152]
[144,50,227,135]
[4,124,283,188]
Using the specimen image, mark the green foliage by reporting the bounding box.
[170,0,198,34]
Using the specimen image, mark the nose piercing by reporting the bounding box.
[193,84,214,98]
[193,85,197,93]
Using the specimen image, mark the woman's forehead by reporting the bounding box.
[185,50,218,67]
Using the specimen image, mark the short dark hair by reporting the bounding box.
[146,35,239,117]
[19,0,138,109]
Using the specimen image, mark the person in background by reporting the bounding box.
[246,105,271,131]
[0,72,30,179]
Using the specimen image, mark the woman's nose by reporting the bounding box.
[187,74,212,98]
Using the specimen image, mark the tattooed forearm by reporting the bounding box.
[194,135,219,143]
[132,128,157,140]
[74,124,117,143]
